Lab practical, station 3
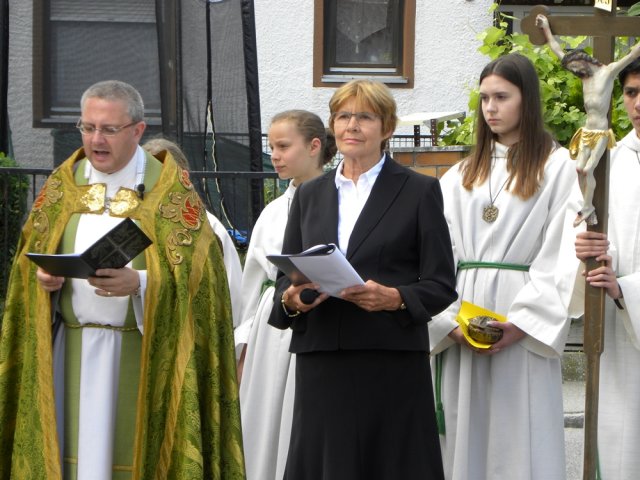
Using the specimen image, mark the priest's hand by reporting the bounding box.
[36,267,65,292]
[584,254,622,300]
[89,267,141,298]
[575,231,609,262]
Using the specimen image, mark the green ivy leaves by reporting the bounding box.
[440,11,631,147]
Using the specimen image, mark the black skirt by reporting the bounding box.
[284,350,444,480]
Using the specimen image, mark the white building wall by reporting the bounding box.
[7,0,494,166]
[8,0,52,168]
[254,0,494,135]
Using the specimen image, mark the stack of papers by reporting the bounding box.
[267,244,364,297]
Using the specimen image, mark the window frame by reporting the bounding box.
[499,0,637,5]
[313,0,415,88]
[32,1,52,128]
[32,1,161,128]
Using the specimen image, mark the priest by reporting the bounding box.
[0,80,245,479]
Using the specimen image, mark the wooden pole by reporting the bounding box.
[521,3,637,478]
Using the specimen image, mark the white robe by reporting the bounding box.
[207,211,243,328]
[430,143,581,480]
[52,149,147,479]
[234,182,296,480]
[571,130,640,480]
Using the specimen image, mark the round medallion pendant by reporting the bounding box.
[482,204,499,223]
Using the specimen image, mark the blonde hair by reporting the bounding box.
[270,110,337,165]
[142,137,189,169]
[328,80,397,151]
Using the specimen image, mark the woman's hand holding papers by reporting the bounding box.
[340,280,404,312]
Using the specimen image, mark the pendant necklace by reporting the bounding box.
[482,156,509,223]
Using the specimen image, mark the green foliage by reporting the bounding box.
[440,10,632,147]
[0,153,29,310]
[628,2,640,17]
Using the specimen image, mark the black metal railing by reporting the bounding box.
[0,167,282,301]
[261,133,435,156]
[188,170,282,246]
[0,132,438,303]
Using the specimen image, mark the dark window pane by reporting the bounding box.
[40,0,159,123]
[50,0,155,22]
[49,22,160,116]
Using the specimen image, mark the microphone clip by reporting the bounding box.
[135,183,145,200]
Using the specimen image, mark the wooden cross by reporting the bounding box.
[521,3,640,479]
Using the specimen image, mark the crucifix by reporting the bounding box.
[521,2,640,479]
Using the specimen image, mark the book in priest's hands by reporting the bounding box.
[25,217,152,279]
[266,243,364,297]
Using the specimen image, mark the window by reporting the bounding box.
[314,0,415,88]
[33,0,161,127]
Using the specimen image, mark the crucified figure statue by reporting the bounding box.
[537,14,640,226]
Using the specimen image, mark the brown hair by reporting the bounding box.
[270,110,337,165]
[461,53,555,200]
[328,79,397,152]
[561,49,603,70]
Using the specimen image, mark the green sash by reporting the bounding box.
[57,156,162,479]
[457,261,530,272]
[435,260,530,436]
[260,279,275,295]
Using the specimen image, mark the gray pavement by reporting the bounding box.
[563,321,585,480]
[564,380,584,480]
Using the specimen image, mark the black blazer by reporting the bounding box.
[268,155,457,353]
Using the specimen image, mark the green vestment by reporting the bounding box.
[0,148,246,479]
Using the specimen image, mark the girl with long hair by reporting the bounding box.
[430,53,581,480]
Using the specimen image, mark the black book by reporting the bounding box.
[26,217,152,279]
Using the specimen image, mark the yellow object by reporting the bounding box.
[568,127,616,160]
[456,301,507,349]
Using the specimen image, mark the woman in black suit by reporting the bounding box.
[269,79,457,480]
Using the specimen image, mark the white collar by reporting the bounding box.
[619,129,640,153]
[493,141,509,159]
[334,154,386,189]
[84,146,146,196]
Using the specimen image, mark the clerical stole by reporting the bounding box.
[57,208,146,478]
